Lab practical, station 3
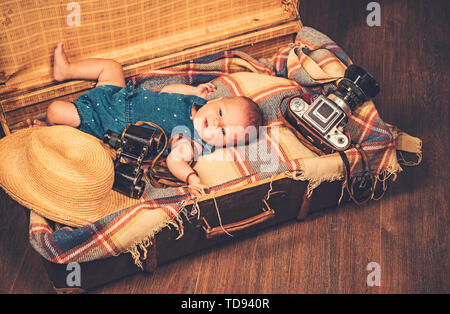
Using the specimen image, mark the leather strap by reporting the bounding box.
[338,145,375,205]
[199,197,278,239]
[143,240,157,273]
[296,189,312,221]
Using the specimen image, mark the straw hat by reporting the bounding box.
[0,125,141,227]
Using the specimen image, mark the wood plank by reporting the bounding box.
[193,222,296,293]
[0,190,30,293]
[377,0,448,294]
[287,202,381,293]
[91,251,203,294]
[8,246,55,294]
[0,190,54,293]
[377,0,449,293]
[380,177,450,293]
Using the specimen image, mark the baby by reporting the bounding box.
[36,43,263,197]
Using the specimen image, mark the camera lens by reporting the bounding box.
[345,65,380,99]
[336,65,380,111]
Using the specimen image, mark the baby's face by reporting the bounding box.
[192,97,251,147]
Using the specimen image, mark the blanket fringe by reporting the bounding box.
[338,164,403,206]
[371,166,402,201]
[211,192,234,237]
[285,162,404,207]
[126,215,181,270]
[398,150,423,167]
[390,124,423,167]
[285,170,344,198]
[127,237,152,270]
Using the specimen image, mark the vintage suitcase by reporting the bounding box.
[0,0,421,293]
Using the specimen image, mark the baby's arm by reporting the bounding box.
[161,83,216,99]
[166,137,207,198]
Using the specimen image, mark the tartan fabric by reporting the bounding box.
[29,27,401,264]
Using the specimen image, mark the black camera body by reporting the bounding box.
[285,65,380,154]
[104,124,166,199]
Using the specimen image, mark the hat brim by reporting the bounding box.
[0,127,142,227]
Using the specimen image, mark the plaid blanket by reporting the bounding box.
[29,27,418,266]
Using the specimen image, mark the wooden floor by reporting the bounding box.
[0,0,448,294]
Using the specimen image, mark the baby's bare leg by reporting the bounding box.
[45,100,81,127]
[53,43,125,87]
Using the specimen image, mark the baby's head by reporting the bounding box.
[192,96,263,147]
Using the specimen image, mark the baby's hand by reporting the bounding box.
[187,174,208,198]
[196,83,216,99]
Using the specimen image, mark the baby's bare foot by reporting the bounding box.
[53,43,71,82]
[26,119,48,128]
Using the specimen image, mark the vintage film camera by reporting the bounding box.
[285,65,380,154]
[104,124,166,199]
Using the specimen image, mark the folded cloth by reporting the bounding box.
[29,27,421,266]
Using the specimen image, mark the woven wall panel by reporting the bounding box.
[0,0,300,134]
[0,0,298,90]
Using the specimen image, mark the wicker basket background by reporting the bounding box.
[0,0,301,134]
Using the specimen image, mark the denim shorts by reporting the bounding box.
[74,84,130,139]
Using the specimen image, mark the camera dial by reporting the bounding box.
[289,97,308,114]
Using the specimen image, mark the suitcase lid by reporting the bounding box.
[0,0,300,100]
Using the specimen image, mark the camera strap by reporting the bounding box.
[338,145,375,206]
